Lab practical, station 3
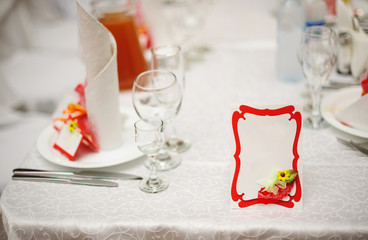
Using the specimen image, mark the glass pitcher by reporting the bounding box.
[92,0,148,90]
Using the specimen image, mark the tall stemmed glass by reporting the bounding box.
[134,119,168,193]
[300,26,337,129]
[161,0,211,61]
[151,45,191,153]
[132,70,183,171]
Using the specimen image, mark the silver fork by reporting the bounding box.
[336,137,368,155]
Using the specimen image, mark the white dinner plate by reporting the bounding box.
[37,109,143,169]
[321,86,368,139]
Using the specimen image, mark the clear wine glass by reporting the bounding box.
[134,119,168,193]
[151,45,191,153]
[300,26,337,129]
[161,0,211,61]
[132,69,183,171]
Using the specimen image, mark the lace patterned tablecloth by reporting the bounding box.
[1,43,368,239]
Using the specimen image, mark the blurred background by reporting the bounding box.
[0,0,84,194]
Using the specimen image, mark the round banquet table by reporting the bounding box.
[1,0,368,239]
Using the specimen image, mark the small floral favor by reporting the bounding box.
[52,83,98,161]
[53,120,84,160]
[257,169,298,200]
[231,105,303,209]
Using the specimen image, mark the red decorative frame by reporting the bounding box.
[231,105,302,208]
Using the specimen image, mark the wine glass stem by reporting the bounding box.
[165,121,178,141]
[148,155,159,185]
[310,85,322,128]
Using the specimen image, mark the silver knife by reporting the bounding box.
[13,168,143,180]
[12,174,118,187]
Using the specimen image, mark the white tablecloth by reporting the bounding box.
[1,0,368,239]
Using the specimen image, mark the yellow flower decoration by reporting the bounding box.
[68,120,78,132]
[257,169,298,194]
[277,170,290,183]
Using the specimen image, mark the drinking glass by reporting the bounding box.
[300,26,337,129]
[134,119,168,193]
[132,70,183,171]
[151,45,191,153]
[161,0,211,61]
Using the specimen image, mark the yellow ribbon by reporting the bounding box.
[53,104,87,123]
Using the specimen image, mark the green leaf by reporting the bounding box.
[286,170,298,184]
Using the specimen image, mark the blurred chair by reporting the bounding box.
[0,0,34,60]
[0,113,51,194]
[0,206,5,240]
[0,1,80,237]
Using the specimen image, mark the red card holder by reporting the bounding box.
[231,105,302,208]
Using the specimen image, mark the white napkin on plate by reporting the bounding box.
[336,93,368,132]
[336,0,368,78]
[76,0,122,150]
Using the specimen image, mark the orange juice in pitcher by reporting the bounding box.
[94,0,147,90]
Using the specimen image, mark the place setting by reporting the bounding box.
[11,0,191,194]
[321,74,368,154]
[297,0,368,156]
[324,1,368,154]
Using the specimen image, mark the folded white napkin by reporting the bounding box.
[76,0,122,150]
[351,31,368,78]
[336,0,368,78]
[336,93,368,132]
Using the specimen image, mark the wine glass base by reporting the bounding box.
[139,177,169,193]
[144,153,182,171]
[166,139,191,153]
[184,44,211,62]
[304,116,329,129]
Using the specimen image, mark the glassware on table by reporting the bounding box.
[93,0,147,90]
[134,119,168,193]
[151,45,191,153]
[300,26,337,129]
[132,70,183,171]
[161,0,211,61]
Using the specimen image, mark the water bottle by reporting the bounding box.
[276,0,306,83]
[303,0,327,26]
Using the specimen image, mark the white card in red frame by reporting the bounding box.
[231,105,303,209]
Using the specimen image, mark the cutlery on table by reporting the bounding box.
[322,81,359,90]
[13,168,143,180]
[336,137,368,155]
[12,174,118,187]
